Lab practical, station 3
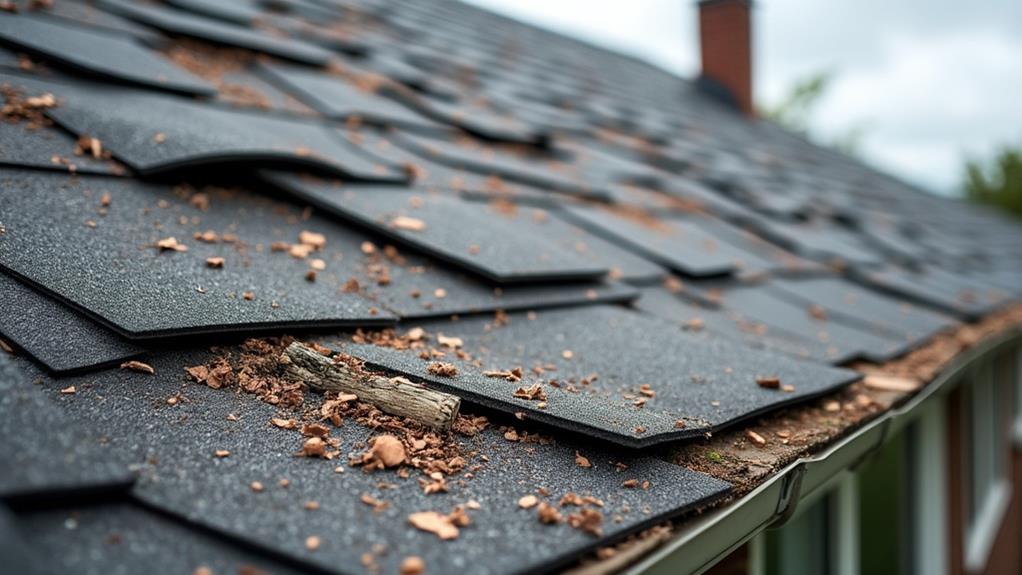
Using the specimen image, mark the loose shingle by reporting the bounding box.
[0,272,144,374]
[769,276,960,344]
[343,305,860,446]
[631,287,833,362]
[264,174,611,283]
[259,61,449,131]
[719,284,908,363]
[0,169,394,338]
[0,13,216,97]
[1,71,405,180]
[97,0,335,66]
[0,118,122,175]
[0,353,133,501]
[17,503,310,575]
[560,204,740,278]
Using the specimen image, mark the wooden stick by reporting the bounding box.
[862,374,920,393]
[281,342,461,431]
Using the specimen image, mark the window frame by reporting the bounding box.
[1015,345,1022,448]
[748,473,859,575]
[961,360,1012,572]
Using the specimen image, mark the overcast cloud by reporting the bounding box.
[465,0,1022,196]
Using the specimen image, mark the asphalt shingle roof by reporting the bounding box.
[0,0,1019,573]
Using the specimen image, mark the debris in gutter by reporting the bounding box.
[281,342,461,431]
[862,374,920,393]
[745,430,767,447]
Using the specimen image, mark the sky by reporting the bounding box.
[464,0,1022,196]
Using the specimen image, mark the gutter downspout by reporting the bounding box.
[627,327,1022,575]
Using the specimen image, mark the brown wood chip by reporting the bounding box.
[745,430,767,447]
[390,216,427,231]
[863,374,920,393]
[120,360,155,375]
[400,556,425,575]
[408,511,459,540]
[518,494,539,509]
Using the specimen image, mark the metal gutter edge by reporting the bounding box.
[627,327,1022,575]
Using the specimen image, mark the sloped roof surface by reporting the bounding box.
[0,0,1019,573]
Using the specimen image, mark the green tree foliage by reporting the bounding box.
[762,71,831,134]
[963,146,1022,218]
[761,71,863,156]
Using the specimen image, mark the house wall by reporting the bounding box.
[946,387,1021,575]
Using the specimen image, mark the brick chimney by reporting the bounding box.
[697,0,754,116]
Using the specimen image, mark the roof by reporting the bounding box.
[0,0,1020,573]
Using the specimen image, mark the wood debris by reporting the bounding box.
[426,362,458,377]
[575,451,592,468]
[390,216,427,231]
[301,437,328,458]
[537,501,563,524]
[356,434,407,469]
[513,384,547,401]
[360,493,390,513]
[205,256,225,268]
[745,430,767,447]
[755,376,781,389]
[863,374,920,393]
[518,494,539,509]
[567,508,604,536]
[436,334,463,348]
[298,230,326,249]
[400,556,426,575]
[408,510,461,540]
[483,367,522,382]
[120,360,155,375]
[282,343,461,430]
[155,237,187,252]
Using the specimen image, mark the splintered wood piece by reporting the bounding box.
[281,342,461,431]
[863,374,920,393]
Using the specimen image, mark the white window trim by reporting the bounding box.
[1015,345,1022,449]
[962,362,1011,573]
[964,480,1011,572]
